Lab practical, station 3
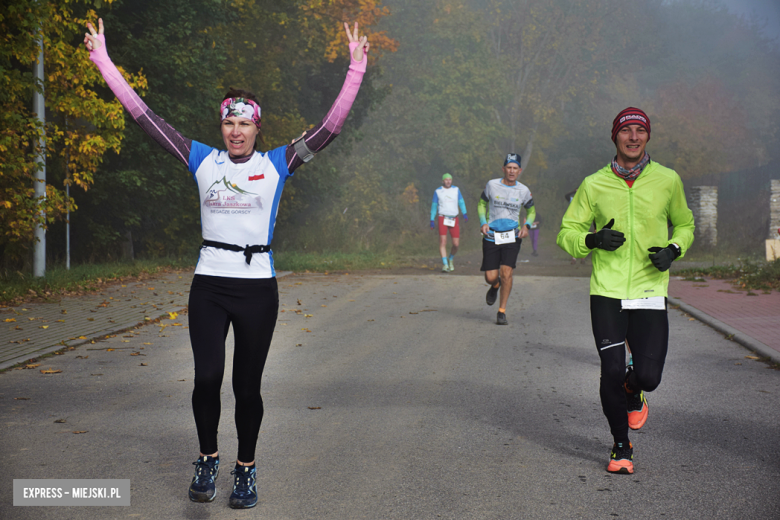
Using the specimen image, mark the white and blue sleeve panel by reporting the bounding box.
[480,178,535,242]
[430,186,467,220]
[188,141,291,279]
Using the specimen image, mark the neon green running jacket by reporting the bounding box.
[557,162,695,300]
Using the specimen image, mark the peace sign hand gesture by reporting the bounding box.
[84,18,104,52]
[343,22,369,63]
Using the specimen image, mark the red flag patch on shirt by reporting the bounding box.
[248,174,264,181]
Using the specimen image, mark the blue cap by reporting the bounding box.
[504,153,521,167]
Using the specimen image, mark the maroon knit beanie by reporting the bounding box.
[611,107,651,142]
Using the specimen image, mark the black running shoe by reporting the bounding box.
[486,283,500,306]
[229,464,258,509]
[188,455,219,503]
[496,311,508,325]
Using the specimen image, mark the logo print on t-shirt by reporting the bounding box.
[203,176,261,209]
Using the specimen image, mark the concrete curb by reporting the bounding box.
[0,271,293,372]
[669,296,780,364]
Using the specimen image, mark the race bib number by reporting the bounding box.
[494,231,516,245]
[621,296,665,310]
[443,217,456,227]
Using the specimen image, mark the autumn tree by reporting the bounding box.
[0,0,145,265]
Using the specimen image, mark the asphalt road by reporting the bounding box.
[1,273,778,519]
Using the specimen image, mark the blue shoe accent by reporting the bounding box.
[229,464,257,509]
[188,455,219,503]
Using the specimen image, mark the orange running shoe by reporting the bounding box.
[627,387,649,430]
[607,442,634,474]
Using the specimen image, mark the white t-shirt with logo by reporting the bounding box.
[188,141,291,278]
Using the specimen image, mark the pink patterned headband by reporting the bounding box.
[220,97,262,128]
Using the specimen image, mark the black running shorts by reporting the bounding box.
[480,238,522,271]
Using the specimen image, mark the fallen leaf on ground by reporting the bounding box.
[77,335,86,339]
[55,319,65,322]
[168,312,178,319]
[4,318,16,322]
[39,325,49,329]
[304,314,313,318]
[76,356,88,359]
[143,342,152,345]
[106,348,115,352]
[139,363,148,366]
[72,431,88,434]
[321,305,327,307]
[14,397,30,400]
[745,355,760,360]
[308,406,321,410]
[54,419,66,423]
[25,364,41,369]
[40,368,62,374]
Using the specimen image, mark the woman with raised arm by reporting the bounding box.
[84,18,369,509]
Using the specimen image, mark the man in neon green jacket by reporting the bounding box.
[557,107,694,475]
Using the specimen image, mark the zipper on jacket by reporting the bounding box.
[627,188,634,298]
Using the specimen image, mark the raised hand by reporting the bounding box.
[84,18,104,51]
[343,22,369,62]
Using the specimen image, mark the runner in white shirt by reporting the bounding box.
[430,173,468,272]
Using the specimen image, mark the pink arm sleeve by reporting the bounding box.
[322,41,367,134]
[89,35,192,168]
[286,42,366,172]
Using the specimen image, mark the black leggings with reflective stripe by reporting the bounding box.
[188,274,278,463]
[590,295,669,444]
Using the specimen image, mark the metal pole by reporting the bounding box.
[66,181,70,270]
[65,120,70,270]
[32,29,46,277]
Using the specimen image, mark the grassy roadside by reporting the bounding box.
[0,250,432,306]
[0,258,196,305]
[676,258,780,292]
[273,250,405,273]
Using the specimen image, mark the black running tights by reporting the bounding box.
[590,295,669,443]
[188,275,278,463]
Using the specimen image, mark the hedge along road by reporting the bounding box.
[0,272,778,519]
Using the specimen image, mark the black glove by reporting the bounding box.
[585,218,626,251]
[648,245,680,272]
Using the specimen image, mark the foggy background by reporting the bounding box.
[5,0,780,267]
